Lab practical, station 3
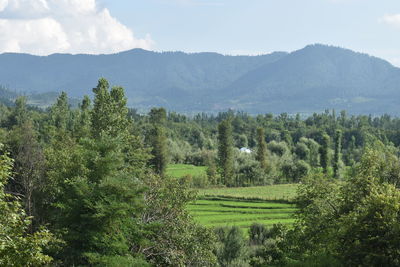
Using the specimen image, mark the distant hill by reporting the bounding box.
[1,44,399,114]
[0,86,16,106]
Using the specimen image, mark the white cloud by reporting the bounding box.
[382,14,400,29]
[0,0,153,55]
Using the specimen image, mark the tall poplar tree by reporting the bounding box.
[319,133,330,174]
[147,108,168,177]
[333,129,342,178]
[217,119,234,186]
[256,127,267,170]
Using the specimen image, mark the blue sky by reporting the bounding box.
[101,0,400,65]
[0,0,399,66]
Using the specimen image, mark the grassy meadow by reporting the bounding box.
[197,184,298,202]
[167,165,299,230]
[188,197,296,230]
[188,184,299,231]
[166,164,207,178]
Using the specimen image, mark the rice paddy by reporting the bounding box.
[188,184,298,230]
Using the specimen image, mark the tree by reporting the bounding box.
[0,145,54,266]
[50,92,70,130]
[214,226,249,267]
[139,175,217,266]
[5,96,29,128]
[256,128,267,170]
[7,120,45,225]
[91,79,130,138]
[147,108,168,176]
[295,142,310,161]
[217,119,234,186]
[319,133,330,174]
[288,144,400,266]
[74,95,91,139]
[333,130,342,178]
[44,80,150,265]
[90,78,148,177]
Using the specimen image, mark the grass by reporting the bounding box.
[166,164,207,178]
[196,184,298,202]
[188,195,297,231]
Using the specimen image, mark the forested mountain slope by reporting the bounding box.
[1,44,399,114]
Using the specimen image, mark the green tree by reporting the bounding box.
[91,78,130,138]
[7,120,45,224]
[0,145,54,266]
[214,226,249,267]
[50,91,70,131]
[44,80,150,265]
[256,127,267,170]
[319,133,330,174]
[333,130,342,178]
[74,95,91,139]
[217,119,234,186]
[5,96,29,128]
[147,108,168,176]
[289,144,400,266]
[139,175,217,266]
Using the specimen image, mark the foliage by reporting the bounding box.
[147,108,168,177]
[288,144,400,266]
[0,146,55,266]
[256,128,267,170]
[214,226,249,267]
[140,175,217,266]
[218,119,235,186]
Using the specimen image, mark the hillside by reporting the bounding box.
[1,44,399,114]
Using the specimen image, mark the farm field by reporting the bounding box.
[166,164,207,178]
[188,196,296,230]
[188,184,298,231]
[197,184,298,202]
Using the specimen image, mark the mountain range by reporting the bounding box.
[1,44,399,115]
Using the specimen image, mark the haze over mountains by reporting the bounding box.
[1,44,400,115]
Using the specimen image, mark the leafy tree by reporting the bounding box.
[0,145,54,266]
[7,120,45,224]
[217,119,234,186]
[5,96,29,128]
[267,141,289,157]
[214,226,249,267]
[139,175,217,266]
[44,80,150,265]
[91,78,130,138]
[249,223,269,246]
[333,129,342,178]
[256,127,267,170]
[289,144,400,265]
[147,108,168,176]
[294,142,310,161]
[319,133,330,174]
[74,95,91,139]
[50,91,70,131]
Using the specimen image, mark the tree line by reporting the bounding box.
[1,78,400,266]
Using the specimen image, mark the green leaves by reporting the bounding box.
[0,146,55,266]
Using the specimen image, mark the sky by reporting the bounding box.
[0,0,400,66]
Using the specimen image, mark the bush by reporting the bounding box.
[235,153,271,186]
[214,226,249,267]
[267,141,289,157]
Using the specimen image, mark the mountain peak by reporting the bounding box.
[0,45,399,115]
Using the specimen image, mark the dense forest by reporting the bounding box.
[1,78,400,266]
[2,45,400,114]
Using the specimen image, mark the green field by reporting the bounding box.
[197,184,298,202]
[188,184,298,230]
[188,197,296,229]
[166,164,207,178]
